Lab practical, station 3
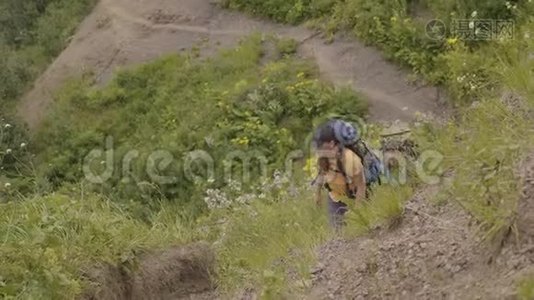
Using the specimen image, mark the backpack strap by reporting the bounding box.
[336,146,356,199]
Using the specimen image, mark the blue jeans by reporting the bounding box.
[327,194,348,229]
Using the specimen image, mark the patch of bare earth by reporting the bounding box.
[81,242,216,300]
[305,155,534,300]
[17,0,445,132]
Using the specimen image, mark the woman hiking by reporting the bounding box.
[312,119,368,229]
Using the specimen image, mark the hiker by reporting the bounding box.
[312,119,383,229]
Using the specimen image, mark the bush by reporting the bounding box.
[0,0,96,110]
[220,0,335,24]
[34,35,367,216]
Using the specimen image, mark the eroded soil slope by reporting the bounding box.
[306,161,534,300]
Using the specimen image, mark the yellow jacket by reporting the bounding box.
[318,148,364,202]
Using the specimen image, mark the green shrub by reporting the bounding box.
[34,0,97,58]
[34,35,367,216]
[441,44,500,104]
[223,0,533,105]
[220,0,335,24]
[414,98,534,241]
[0,0,96,111]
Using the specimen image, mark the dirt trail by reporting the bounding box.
[17,0,445,131]
[305,161,534,300]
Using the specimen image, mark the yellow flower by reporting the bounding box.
[446,37,458,45]
[303,157,318,179]
[297,72,305,79]
[390,16,397,22]
[235,137,250,146]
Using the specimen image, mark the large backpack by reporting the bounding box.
[344,139,384,187]
[312,119,384,197]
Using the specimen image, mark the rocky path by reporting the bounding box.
[305,157,534,299]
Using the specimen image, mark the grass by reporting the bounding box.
[221,0,534,105]
[415,99,534,242]
[411,17,534,244]
[0,170,332,299]
[215,189,329,298]
[0,189,195,299]
[4,1,534,299]
[30,33,367,216]
[518,275,534,300]
[344,184,414,236]
[0,0,97,112]
[0,33,369,299]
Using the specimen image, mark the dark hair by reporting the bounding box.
[312,120,338,149]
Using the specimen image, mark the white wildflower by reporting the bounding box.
[204,188,231,210]
[505,1,512,9]
[471,11,478,18]
[468,21,475,29]
[20,143,27,149]
[228,179,242,192]
[250,209,258,218]
[272,170,290,188]
[236,193,255,205]
[4,183,11,188]
[6,149,12,154]
[4,124,11,129]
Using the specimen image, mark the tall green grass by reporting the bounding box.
[216,190,329,298]
[0,190,194,299]
[415,99,534,242]
[344,185,414,236]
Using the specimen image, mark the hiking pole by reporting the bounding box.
[379,130,411,138]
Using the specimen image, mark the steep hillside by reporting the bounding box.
[2,0,534,299]
[16,0,444,131]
